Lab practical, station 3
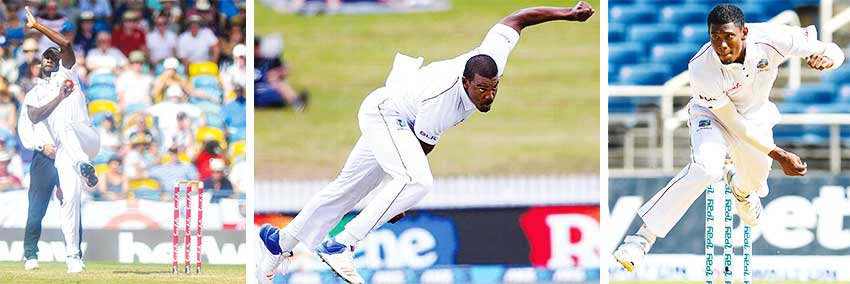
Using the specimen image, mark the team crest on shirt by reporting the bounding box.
[757,58,769,71]
[696,119,712,131]
[397,119,408,130]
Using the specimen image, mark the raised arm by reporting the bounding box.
[500,1,595,33]
[25,6,75,68]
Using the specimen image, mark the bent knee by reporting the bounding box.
[691,162,724,184]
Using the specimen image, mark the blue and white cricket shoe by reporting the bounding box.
[316,239,364,284]
[256,224,291,284]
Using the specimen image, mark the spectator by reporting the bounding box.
[177,15,219,65]
[97,114,121,153]
[148,85,204,137]
[79,0,112,21]
[123,132,154,180]
[0,136,23,180]
[92,155,128,200]
[289,0,341,14]
[0,46,19,84]
[152,57,210,102]
[17,59,41,94]
[0,151,22,190]
[194,139,224,180]
[123,113,160,145]
[228,156,247,195]
[162,111,196,155]
[146,15,177,64]
[186,0,223,36]
[0,80,17,134]
[218,24,244,66]
[149,146,198,200]
[202,158,232,203]
[155,0,182,32]
[220,44,245,98]
[74,11,97,56]
[86,31,128,73]
[116,50,154,110]
[16,38,39,80]
[111,10,146,57]
[222,85,245,138]
[36,1,68,38]
[255,36,307,110]
[57,22,85,57]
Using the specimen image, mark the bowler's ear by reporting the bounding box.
[462,76,469,89]
[742,26,748,41]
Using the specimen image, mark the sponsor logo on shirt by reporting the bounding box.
[757,58,769,71]
[419,130,437,142]
[696,119,712,132]
[723,82,742,95]
[698,95,717,102]
[397,119,408,129]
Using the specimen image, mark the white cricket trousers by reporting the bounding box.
[55,122,100,257]
[284,88,433,248]
[637,104,773,238]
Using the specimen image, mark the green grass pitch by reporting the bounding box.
[0,261,244,284]
[255,0,601,180]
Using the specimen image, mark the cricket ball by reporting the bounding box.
[64,79,74,90]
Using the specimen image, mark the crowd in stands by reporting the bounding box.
[0,0,246,204]
[254,34,308,111]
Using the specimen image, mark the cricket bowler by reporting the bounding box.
[614,4,845,272]
[256,2,595,283]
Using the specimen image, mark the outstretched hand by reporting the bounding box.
[566,1,595,22]
[25,6,38,30]
[769,147,807,176]
[806,54,834,70]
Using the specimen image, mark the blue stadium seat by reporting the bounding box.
[191,87,224,103]
[738,3,768,22]
[229,127,246,142]
[650,43,703,74]
[619,63,672,85]
[777,102,807,113]
[837,84,850,103]
[808,104,850,114]
[89,72,116,88]
[609,42,644,66]
[87,85,118,102]
[609,23,626,42]
[743,0,794,18]
[821,65,850,86]
[191,75,220,89]
[609,63,620,83]
[628,24,678,47]
[784,84,836,104]
[610,0,634,4]
[93,150,115,165]
[609,97,637,113]
[773,124,805,143]
[610,5,658,24]
[123,103,149,115]
[660,5,707,24]
[206,112,225,128]
[800,125,829,145]
[680,24,709,44]
[634,0,682,4]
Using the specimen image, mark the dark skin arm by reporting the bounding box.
[28,87,72,123]
[499,1,595,33]
[26,6,75,68]
[419,140,435,155]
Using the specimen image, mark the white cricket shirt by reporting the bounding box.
[383,23,520,145]
[688,23,836,126]
[17,99,56,151]
[24,62,92,144]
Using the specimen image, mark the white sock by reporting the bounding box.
[334,230,360,247]
[637,224,657,247]
[279,229,298,253]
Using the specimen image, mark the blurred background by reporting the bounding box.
[0,0,246,267]
[254,0,600,283]
[608,0,850,282]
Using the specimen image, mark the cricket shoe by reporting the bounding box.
[256,224,292,284]
[77,161,98,187]
[66,256,84,273]
[316,239,364,284]
[613,235,651,272]
[725,165,762,226]
[24,258,39,270]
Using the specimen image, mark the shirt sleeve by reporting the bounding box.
[413,97,451,146]
[16,105,36,150]
[475,23,521,76]
[769,24,829,58]
[689,69,730,109]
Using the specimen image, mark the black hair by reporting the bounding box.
[708,4,745,28]
[463,54,498,79]
[42,47,61,60]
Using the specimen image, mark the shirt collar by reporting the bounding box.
[717,41,760,71]
[457,77,476,111]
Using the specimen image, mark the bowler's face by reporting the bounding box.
[463,74,499,113]
[709,23,748,64]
